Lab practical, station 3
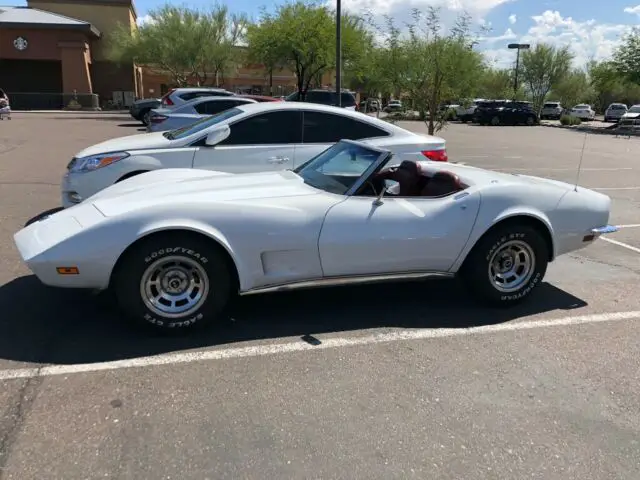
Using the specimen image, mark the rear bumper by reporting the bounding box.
[591,225,619,235]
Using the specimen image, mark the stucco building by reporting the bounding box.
[0,0,301,110]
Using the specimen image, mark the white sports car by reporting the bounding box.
[61,102,447,208]
[16,140,617,333]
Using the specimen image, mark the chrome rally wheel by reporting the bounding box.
[461,224,548,306]
[140,255,210,319]
[113,233,234,333]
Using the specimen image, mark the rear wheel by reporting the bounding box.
[490,116,500,126]
[140,109,151,125]
[113,233,234,333]
[526,116,535,126]
[461,224,548,306]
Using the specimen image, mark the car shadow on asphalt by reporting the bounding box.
[0,274,587,366]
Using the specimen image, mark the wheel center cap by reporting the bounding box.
[163,270,188,294]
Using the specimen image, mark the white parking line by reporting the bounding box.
[594,187,640,191]
[497,167,633,172]
[600,237,640,254]
[616,224,640,229]
[1,310,639,382]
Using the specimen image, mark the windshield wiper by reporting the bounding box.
[162,131,173,140]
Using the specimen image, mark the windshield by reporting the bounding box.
[609,104,627,110]
[163,107,243,140]
[293,141,387,195]
[628,105,640,113]
[543,103,559,108]
[574,105,589,109]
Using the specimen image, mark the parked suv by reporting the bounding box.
[285,90,357,110]
[474,100,538,126]
[604,103,628,122]
[540,101,563,120]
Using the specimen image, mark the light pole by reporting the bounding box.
[335,0,342,107]
[508,43,530,100]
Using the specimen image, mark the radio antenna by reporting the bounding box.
[574,131,588,192]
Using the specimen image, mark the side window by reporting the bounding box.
[302,111,389,143]
[195,100,237,115]
[340,93,356,107]
[178,92,196,102]
[220,111,303,145]
[306,91,335,105]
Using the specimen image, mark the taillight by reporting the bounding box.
[150,115,167,124]
[421,149,448,162]
[160,88,176,106]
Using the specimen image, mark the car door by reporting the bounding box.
[317,190,481,276]
[294,110,390,166]
[191,110,302,173]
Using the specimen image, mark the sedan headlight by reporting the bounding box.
[69,152,130,173]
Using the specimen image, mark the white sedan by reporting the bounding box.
[568,104,596,121]
[61,102,448,208]
[16,139,617,333]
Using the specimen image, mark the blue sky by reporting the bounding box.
[17,0,640,67]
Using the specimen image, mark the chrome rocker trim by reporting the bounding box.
[240,271,454,296]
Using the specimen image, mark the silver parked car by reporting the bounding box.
[540,101,563,120]
[604,103,628,122]
[147,96,257,132]
[160,87,235,109]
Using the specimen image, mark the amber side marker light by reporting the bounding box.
[56,267,79,275]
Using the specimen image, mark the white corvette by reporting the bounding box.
[16,140,617,333]
[61,102,447,208]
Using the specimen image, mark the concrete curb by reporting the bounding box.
[540,122,640,137]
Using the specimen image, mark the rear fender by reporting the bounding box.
[449,206,555,272]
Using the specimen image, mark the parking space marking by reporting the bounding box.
[594,187,640,191]
[1,310,639,382]
[600,237,640,254]
[496,167,633,172]
[616,224,640,229]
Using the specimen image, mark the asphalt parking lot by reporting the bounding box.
[0,113,639,479]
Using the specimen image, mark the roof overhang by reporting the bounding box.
[0,22,101,38]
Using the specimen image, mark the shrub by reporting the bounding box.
[560,114,582,126]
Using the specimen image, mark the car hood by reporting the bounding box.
[621,112,640,119]
[90,168,320,217]
[75,132,173,158]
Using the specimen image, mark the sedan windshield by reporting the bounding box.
[293,141,387,195]
[163,107,243,140]
[628,105,640,113]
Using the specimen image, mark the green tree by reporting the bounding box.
[551,68,592,110]
[477,68,514,100]
[612,27,640,84]
[107,4,246,87]
[588,60,640,111]
[245,1,371,97]
[384,7,483,134]
[520,43,573,113]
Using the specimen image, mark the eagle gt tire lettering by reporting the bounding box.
[462,224,548,306]
[114,233,232,332]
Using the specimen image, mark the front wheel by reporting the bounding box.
[113,233,234,333]
[461,225,548,307]
[490,116,500,126]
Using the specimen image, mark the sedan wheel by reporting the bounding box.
[461,224,548,306]
[491,116,500,126]
[113,233,234,332]
[526,116,535,126]
[142,111,151,126]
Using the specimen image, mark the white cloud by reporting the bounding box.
[508,14,516,24]
[623,5,640,16]
[477,10,633,68]
[480,27,517,44]
[136,14,154,26]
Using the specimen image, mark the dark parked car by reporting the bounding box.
[129,98,161,124]
[473,100,539,126]
[285,89,358,110]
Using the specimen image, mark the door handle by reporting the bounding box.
[268,156,289,164]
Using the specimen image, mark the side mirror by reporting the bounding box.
[205,125,231,146]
